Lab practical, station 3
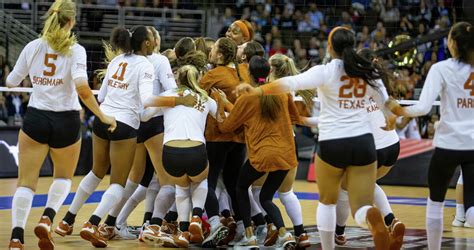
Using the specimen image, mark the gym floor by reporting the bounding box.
[1,176,473,249]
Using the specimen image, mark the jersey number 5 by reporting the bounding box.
[339,75,367,98]
[112,62,128,81]
[464,73,474,96]
[43,54,58,76]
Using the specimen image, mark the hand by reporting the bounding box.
[176,93,198,107]
[385,98,405,116]
[234,83,260,96]
[101,115,117,133]
[381,114,397,131]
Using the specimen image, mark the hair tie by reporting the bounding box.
[257,77,266,83]
[128,29,133,38]
[468,26,472,33]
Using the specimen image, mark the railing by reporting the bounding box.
[0,9,38,66]
[2,1,206,46]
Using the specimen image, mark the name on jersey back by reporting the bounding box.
[107,79,129,90]
[32,76,64,86]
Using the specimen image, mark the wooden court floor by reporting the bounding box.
[1,176,474,249]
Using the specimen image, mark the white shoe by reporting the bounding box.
[452,217,465,227]
[114,224,137,240]
[464,221,474,228]
[229,230,244,246]
[233,234,258,248]
[255,225,267,244]
[276,232,296,248]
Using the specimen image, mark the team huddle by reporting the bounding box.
[5,0,474,250]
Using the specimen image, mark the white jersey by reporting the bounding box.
[99,54,154,129]
[366,80,400,149]
[160,89,217,144]
[147,53,177,117]
[404,59,474,150]
[6,38,87,111]
[280,59,384,141]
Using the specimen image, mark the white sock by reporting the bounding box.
[236,220,244,234]
[279,190,303,226]
[209,215,221,231]
[336,189,350,228]
[426,198,444,250]
[146,178,160,213]
[219,188,231,212]
[374,184,392,217]
[317,203,336,250]
[117,185,147,225]
[354,205,372,229]
[455,204,465,221]
[249,188,262,217]
[465,207,474,226]
[109,179,138,217]
[251,186,266,216]
[191,179,208,210]
[46,178,72,212]
[11,187,34,229]
[69,171,102,214]
[176,185,191,223]
[152,185,175,219]
[92,184,124,219]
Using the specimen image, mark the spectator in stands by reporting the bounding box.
[380,0,401,24]
[5,93,25,126]
[400,15,415,35]
[335,11,354,29]
[269,38,287,57]
[279,7,296,31]
[307,36,320,58]
[357,25,370,46]
[371,21,386,42]
[0,55,10,87]
[0,93,8,126]
[308,3,324,31]
[297,13,313,32]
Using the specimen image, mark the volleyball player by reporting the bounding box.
[236,27,394,249]
[386,22,474,250]
[249,54,311,248]
[6,1,116,249]
[143,65,230,248]
[335,48,405,249]
[237,41,265,64]
[199,37,251,245]
[226,20,254,46]
[74,25,157,248]
[215,56,298,248]
[102,26,179,240]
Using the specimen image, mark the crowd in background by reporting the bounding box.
[1,0,462,138]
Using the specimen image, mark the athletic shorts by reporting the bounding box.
[22,107,80,148]
[137,116,164,143]
[376,141,400,168]
[93,118,137,141]
[317,133,377,169]
[162,144,208,177]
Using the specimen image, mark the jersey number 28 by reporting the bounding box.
[339,75,367,98]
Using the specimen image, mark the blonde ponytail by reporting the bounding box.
[177,65,209,101]
[41,0,77,56]
[95,41,123,80]
[269,54,315,109]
